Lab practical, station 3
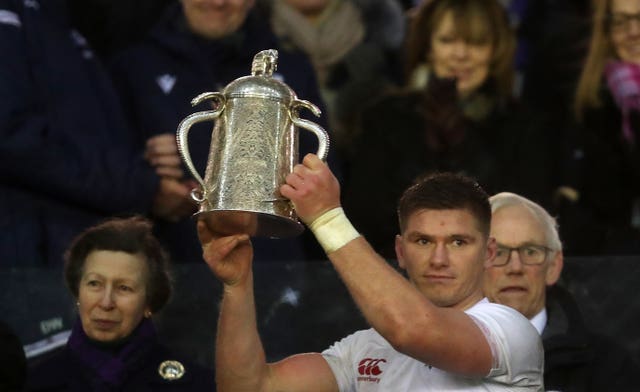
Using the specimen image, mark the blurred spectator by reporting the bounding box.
[560,0,640,255]
[0,320,27,391]
[399,0,420,10]
[484,192,640,390]
[109,0,340,263]
[516,1,591,213]
[496,0,530,93]
[0,0,193,268]
[518,0,591,109]
[342,0,554,259]
[67,0,174,60]
[26,216,216,390]
[265,0,406,157]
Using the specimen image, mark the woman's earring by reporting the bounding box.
[144,310,152,318]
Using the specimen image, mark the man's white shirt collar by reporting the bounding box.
[529,308,547,335]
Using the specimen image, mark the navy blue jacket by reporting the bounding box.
[0,0,159,267]
[109,4,335,263]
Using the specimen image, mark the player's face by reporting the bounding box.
[395,208,494,310]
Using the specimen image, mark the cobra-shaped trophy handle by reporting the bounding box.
[290,99,330,161]
[176,92,226,203]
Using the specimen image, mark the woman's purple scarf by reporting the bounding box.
[605,60,640,144]
[67,317,157,389]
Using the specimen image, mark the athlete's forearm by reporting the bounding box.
[327,237,434,345]
[216,274,269,392]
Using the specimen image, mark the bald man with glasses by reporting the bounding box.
[483,192,639,391]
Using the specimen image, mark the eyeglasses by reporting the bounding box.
[491,245,551,267]
[608,12,640,33]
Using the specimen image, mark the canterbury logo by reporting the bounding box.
[358,358,386,376]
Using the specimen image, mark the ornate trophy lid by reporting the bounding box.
[224,49,296,102]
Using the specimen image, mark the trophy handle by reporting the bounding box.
[176,92,226,202]
[290,99,330,161]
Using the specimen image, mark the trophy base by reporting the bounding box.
[195,210,304,238]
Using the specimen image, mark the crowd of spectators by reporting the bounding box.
[4,0,637,265]
[2,0,640,390]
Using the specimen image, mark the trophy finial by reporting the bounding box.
[251,49,278,77]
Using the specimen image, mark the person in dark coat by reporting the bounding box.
[26,216,216,391]
[559,0,640,255]
[0,0,193,268]
[484,191,640,391]
[342,0,554,259]
[543,284,639,391]
[109,0,338,263]
[66,0,174,60]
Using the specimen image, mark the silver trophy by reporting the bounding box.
[176,49,329,238]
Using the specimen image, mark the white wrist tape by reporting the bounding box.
[309,207,360,254]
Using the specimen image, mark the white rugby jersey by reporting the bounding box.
[322,298,543,391]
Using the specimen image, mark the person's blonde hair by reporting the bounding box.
[574,0,619,121]
[404,0,515,99]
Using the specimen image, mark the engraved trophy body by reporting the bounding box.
[176,49,329,237]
